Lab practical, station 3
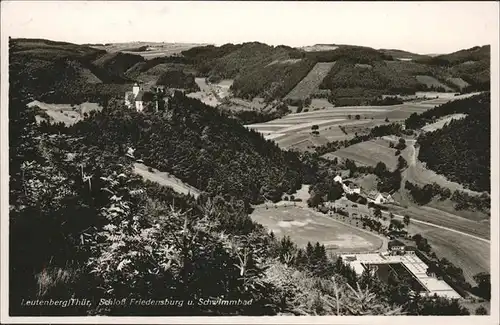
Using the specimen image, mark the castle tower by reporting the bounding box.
[132,83,140,97]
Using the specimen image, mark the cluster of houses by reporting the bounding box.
[125,83,174,112]
[333,174,394,204]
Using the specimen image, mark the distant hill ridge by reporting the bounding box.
[9,38,490,106]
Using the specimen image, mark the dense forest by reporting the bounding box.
[69,93,308,206]
[415,93,490,192]
[231,58,316,101]
[415,45,490,92]
[318,60,459,105]
[405,92,489,129]
[155,70,200,92]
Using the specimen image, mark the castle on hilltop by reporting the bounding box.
[125,83,173,112]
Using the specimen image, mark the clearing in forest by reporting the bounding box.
[284,62,336,100]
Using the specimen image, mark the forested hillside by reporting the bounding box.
[415,93,490,192]
[231,59,316,100]
[11,38,490,107]
[184,42,304,83]
[9,38,134,104]
[155,70,199,92]
[415,45,490,92]
[69,93,308,205]
[405,92,490,129]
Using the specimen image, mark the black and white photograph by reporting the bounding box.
[1,1,499,323]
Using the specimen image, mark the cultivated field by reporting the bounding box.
[28,100,102,126]
[91,42,208,59]
[323,138,401,170]
[250,206,385,253]
[246,106,393,150]
[421,113,467,132]
[247,93,475,152]
[415,75,454,92]
[284,62,336,100]
[133,163,201,198]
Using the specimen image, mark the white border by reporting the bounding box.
[1,1,499,324]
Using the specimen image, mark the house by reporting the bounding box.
[343,182,361,195]
[125,83,145,112]
[334,175,343,184]
[126,147,135,159]
[125,83,173,112]
[388,239,406,254]
[334,176,361,195]
[383,193,395,203]
[367,190,386,204]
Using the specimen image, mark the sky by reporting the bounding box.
[1,1,499,54]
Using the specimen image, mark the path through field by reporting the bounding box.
[403,140,482,195]
[421,114,467,132]
[133,163,201,198]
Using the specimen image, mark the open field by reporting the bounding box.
[28,100,102,126]
[447,77,470,89]
[245,93,481,152]
[421,113,467,132]
[187,78,237,107]
[91,42,208,59]
[393,139,489,222]
[373,92,479,120]
[415,75,454,92]
[406,220,489,285]
[245,106,392,150]
[133,163,201,199]
[221,97,268,112]
[323,138,401,170]
[250,206,385,253]
[386,204,489,239]
[309,98,335,110]
[284,62,336,100]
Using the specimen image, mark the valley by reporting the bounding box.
[7,34,492,318]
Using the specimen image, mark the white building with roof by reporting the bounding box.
[125,83,145,112]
